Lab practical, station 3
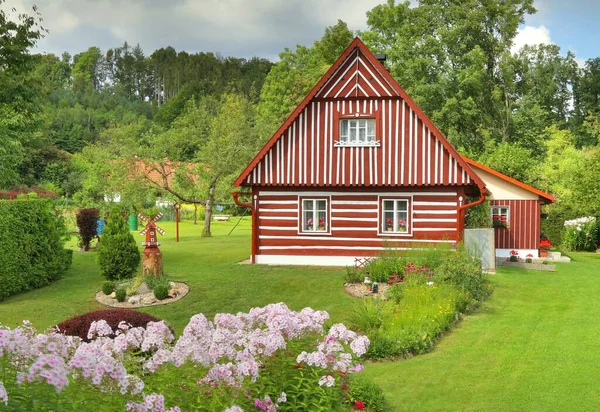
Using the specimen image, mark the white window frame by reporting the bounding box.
[298,197,331,235]
[336,118,379,147]
[491,206,510,228]
[378,196,413,236]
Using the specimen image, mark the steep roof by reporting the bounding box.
[235,37,485,191]
[463,157,555,203]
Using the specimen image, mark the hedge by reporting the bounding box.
[0,199,72,301]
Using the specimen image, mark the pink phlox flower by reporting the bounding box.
[349,335,370,357]
[254,395,277,412]
[125,393,180,412]
[0,381,7,405]
[27,353,69,392]
[223,406,244,412]
[318,374,335,387]
[141,322,174,352]
[87,320,114,340]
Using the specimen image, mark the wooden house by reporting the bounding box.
[233,38,550,265]
[464,158,555,258]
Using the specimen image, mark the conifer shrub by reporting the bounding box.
[0,199,71,300]
[76,208,99,250]
[55,308,167,342]
[97,207,140,281]
[153,284,170,300]
[115,287,127,302]
[102,281,115,295]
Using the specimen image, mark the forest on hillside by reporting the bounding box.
[1,0,599,242]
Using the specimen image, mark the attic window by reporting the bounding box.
[336,118,378,147]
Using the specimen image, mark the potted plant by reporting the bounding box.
[492,217,508,229]
[385,218,393,232]
[305,218,314,231]
[398,219,407,232]
[539,239,552,258]
[525,253,533,263]
[509,249,519,262]
[317,217,326,231]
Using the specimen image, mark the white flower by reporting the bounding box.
[427,281,434,286]
[277,392,287,403]
[318,374,335,387]
[0,381,8,405]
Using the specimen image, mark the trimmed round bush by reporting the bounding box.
[54,308,167,342]
[153,284,170,300]
[115,288,127,302]
[97,207,141,281]
[102,281,115,295]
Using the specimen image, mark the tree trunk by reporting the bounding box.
[202,178,217,237]
[193,204,198,225]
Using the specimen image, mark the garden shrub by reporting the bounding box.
[344,267,364,283]
[153,284,170,300]
[54,308,166,342]
[97,207,141,281]
[0,199,71,301]
[102,281,115,295]
[76,208,99,250]
[145,274,170,290]
[349,374,386,412]
[562,216,599,251]
[465,200,492,229]
[435,244,491,309]
[115,288,127,302]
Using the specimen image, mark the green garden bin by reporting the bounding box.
[128,215,138,231]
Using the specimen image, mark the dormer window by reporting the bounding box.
[337,118,378,147]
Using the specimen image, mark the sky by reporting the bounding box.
[5,0,599,64]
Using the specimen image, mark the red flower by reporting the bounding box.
[353,400,365,410]
[341,384,349,391]
[294,364,302,369]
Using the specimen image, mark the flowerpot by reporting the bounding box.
[540,249,548,258]
[399,227,406,233]
[386,228,393,232]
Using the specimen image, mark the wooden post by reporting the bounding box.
[174,203,180,242]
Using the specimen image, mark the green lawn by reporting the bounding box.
[1,218,599,411]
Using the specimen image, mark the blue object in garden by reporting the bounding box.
[96,219,105,236]
[216,205,224,212]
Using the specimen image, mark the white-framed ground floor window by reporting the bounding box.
[379,197,412,236]
[491,205,510,229]
[299,197,330,234]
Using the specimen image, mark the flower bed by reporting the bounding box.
[347,244,492,360]
[0,303,383,411]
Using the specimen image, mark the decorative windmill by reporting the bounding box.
[139,213,165,278]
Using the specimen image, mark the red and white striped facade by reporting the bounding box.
[235,38,554,265]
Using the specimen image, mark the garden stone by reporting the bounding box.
[128,296,141,304]
[141,296,157,305]
[135,281,152,295]
[109,292,116,298]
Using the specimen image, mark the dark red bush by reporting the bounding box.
[54,309,170,342]
[76,208,99,250]
[0,186,58,199]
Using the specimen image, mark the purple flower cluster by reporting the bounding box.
[146,303,333,387]
[0,303,369,411]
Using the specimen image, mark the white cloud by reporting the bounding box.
[512,24,552,53]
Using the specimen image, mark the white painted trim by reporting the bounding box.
[333,208,377,213]
[259,216,297,221]
[331,217,378,222]
[413,201,457,207]
[258,235,454,243]
[258,208,298,213]
[259,200,297,205]
[255,254,369,266]
[331,200,378,205]
[332,227,377,231]
[259,226,296,231]
[260,245,417,251]
[260,191,457,197]
[496,249,539,258]
[413,218,457,223]
[415,210,457,215]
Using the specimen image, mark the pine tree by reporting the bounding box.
[97,207,140,280]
